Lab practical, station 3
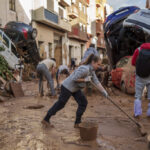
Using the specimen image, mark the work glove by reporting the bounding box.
[84,76,92,82]
[102,90,108,98]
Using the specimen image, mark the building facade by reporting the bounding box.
[87,0,109,58]
[32,0,71,66]
[0,0,111,66]
[67,0,89,65]
[0,0,71,66]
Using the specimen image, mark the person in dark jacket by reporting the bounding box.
[42,54,108,128]
[132,42,150,118]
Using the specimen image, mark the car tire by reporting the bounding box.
[121,82,127,93]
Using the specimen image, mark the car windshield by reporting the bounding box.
[116,57,129,68]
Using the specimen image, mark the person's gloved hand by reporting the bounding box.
[102,90,108,98]
[84,76,92,82]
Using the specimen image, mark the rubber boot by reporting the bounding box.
[134,99,142,117]
[147,103,150,117]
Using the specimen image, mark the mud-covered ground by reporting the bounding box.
[0,80,150,150]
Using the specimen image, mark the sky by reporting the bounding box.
[107,0,146,11]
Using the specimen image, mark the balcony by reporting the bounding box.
[59,0,71,7]
[86,0,90,6]
[68,5,78,19]
[96,0,102,7]
[68,24,87,41]
[32,7,71,32]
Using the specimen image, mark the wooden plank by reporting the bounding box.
[10,82,24,98]
[0,77,6,85]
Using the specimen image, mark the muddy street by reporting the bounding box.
[0,81,149,150]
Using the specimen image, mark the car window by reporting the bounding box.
[3,34,9,48]
[116,57,129,68]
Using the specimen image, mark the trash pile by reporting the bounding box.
[0,21,40,101]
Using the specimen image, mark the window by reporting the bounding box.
[9,0,15,11]
[101,24,103,31]
[101,39,103,44]
[79,2,82,11]
[83,5,86,14]
[79,23,82,31]
[83,25,86,32]
[59,7,64,19]
[72,0,76,4]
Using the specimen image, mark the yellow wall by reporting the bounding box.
[96,0,106,22]
[32,22,53,44]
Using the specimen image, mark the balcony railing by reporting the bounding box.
[59,0,71,7]
[32,7,71,32]
[68,5,78,19]
[68,24,87,41]
[44,9,58,24]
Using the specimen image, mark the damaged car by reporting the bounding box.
[4,21,40,66]
[123,9,150,41]
[104,6,140,68]
[111,56,135,94]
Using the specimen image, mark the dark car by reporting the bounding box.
[104,6,140,69]
[4,21,40,66]
[104,6,140,36]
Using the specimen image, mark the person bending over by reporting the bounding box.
[42,54,108,128]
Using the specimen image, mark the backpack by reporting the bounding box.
[136,47,150,78]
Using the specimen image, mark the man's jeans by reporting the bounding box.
[36,64,55,96]
[44,85,88,124]
[134,75,150,116]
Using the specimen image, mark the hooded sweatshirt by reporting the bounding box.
[132,43,150,66]
[81,47,99,63]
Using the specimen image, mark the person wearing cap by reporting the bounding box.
[36,58,56,97]
[81,37,99,64]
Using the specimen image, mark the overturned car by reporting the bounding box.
[104,7,150,93]
[4,21,40,66]
[104,6,143,69]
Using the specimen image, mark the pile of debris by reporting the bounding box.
[0,53,13,100]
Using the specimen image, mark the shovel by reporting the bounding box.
[90,81,147,136]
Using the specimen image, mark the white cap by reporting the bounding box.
[91,37,97,45]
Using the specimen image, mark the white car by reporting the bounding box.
[0,29,20,69]
[123,9,150,35]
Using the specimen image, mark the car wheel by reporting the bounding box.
[121,82,127,93]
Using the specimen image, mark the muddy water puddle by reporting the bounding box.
[0,82,149,150]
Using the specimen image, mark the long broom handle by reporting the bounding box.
[90,81,140,127]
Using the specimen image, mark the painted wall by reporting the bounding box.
[0,0,34,27]
[87,0,96,35]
